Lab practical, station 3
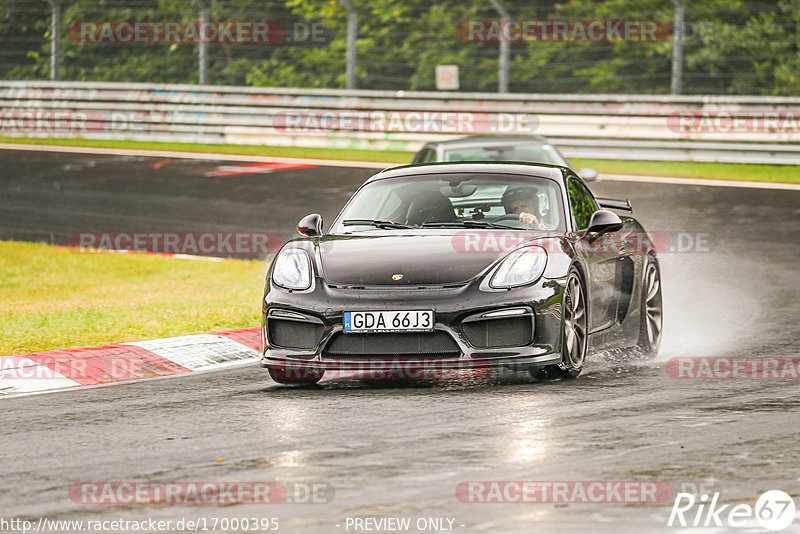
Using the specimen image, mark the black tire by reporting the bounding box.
[636,256,663,357]
[532,267,587,379]
[268,363,324,385]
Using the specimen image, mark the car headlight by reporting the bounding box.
[490,246,548,288]
[272,248,312,290]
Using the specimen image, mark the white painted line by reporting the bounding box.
[76,248,227,261]
[169,254,225,262]
[0,357,260,399]
[0,143,392,169]
[127,334,260,371]
[599,173,800,191]
[0,366,81,396]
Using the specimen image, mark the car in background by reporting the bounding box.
[412,135,598,182]
[261,162,661,386]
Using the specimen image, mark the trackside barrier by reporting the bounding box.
[2,81,800,164]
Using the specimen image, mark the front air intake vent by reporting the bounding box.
[267,318,324,350]
[323,331,460,359]
[462,316,533,348]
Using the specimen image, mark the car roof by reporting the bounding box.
[369,161,568,183]
[424,135,551,149]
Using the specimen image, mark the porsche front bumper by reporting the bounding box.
[261,276,566,373]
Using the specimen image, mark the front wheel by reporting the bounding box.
[533,267,587,379]
[268,363,324,385]
[636,256,662,357]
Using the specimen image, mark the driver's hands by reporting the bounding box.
[518,211,544,228]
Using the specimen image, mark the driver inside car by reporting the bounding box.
[501,186,546,229]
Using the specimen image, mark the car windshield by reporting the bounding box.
[443,144,568,166]
[332,173,565,233]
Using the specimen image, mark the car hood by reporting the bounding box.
[317,232,537,287]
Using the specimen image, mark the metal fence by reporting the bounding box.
[3,81,800,164]
[2,1,800,96]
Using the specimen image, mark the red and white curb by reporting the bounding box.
[200,161,316,177]
[0,327,261,398]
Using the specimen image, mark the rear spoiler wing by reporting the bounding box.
[596,197,632,212]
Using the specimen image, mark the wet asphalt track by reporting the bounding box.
[1,148,800,533]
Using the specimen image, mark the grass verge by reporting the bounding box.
[1,136,798,183]
[0,136,412,164]
[0,241,267,356]
[571,158,800,184]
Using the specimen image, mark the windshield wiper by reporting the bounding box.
[421,220,517,229]
[342,219,418,230]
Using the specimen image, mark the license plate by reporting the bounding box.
[343,310,434,333]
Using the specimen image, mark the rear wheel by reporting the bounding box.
[636,257,662,357]
[268,363,324,385]
[533,267,587,379]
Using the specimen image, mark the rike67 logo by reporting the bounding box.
[668,490,796,531]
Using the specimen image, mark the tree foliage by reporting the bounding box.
[0,0,797,94]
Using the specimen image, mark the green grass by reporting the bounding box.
[1,136,798,183]
[571,158,800,184]
[0,241,268,356]
[0,135,412,164]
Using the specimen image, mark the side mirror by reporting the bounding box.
[297,213,323,237]
[579,168,598,182]
[586,209,623,237]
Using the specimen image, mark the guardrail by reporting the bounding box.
[2,81,800,164]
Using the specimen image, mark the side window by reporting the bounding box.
[422,148,438,163]
[567,179,598,230]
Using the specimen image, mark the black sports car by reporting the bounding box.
[261,162,662,385]
[412,135,599,182]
